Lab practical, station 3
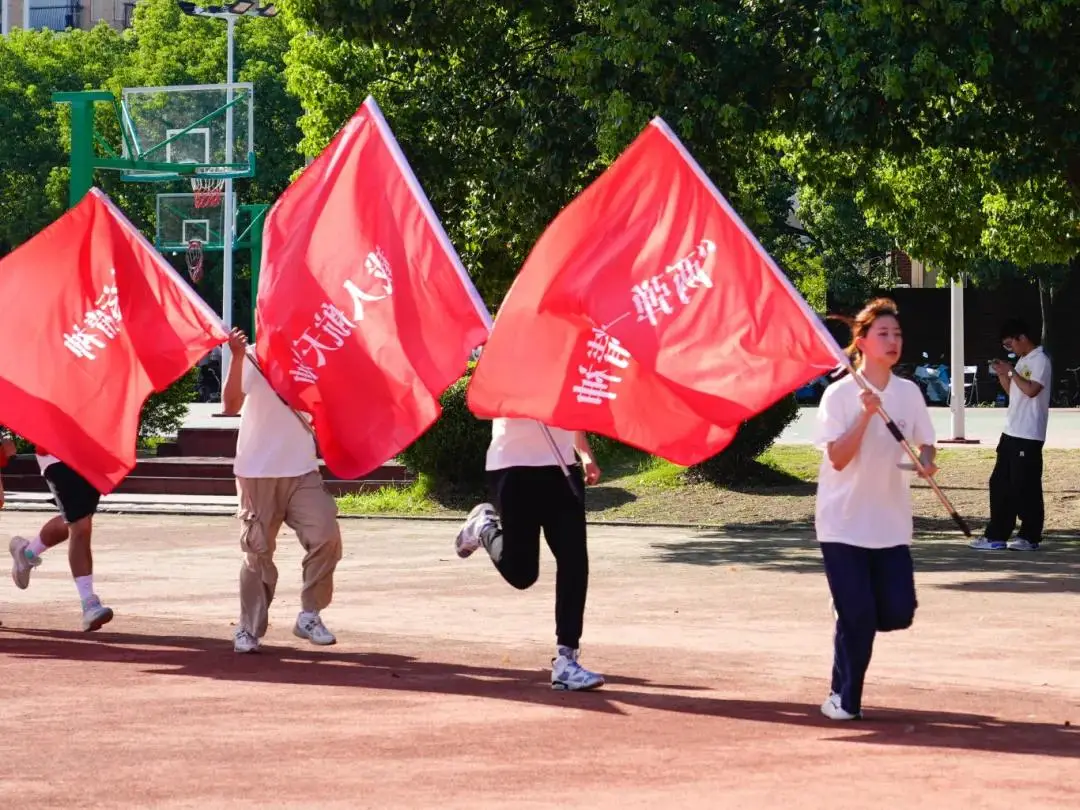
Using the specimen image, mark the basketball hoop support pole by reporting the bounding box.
[221,13,237,382]
[53,91,113,207]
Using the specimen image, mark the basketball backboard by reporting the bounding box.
[156,192,236,253]
[121,83,255,182]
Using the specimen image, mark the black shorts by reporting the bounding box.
[43,462,101,524]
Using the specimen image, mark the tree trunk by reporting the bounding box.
[1039,276,1053,355]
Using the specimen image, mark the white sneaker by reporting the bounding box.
[1007,538,1040,551]
[9,536,41,590]
[80,595,114,633]
[969,536,1006,550]
[551,646,605,691]
[455,503,498,559]
[293,612,337,646]
[820,693,859,721]
[234,628,260,654]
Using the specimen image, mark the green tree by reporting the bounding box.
[759,0,1080,340]
[283,1,831,481]
[0,24,131,257]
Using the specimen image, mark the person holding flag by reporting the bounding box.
[223,329,343,654]
[814,298,937,721]
[454,418,605,691]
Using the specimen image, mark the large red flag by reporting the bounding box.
[467,119,845,465]
[257,96,491,478]
[0,189,228,492]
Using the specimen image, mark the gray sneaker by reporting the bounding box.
[455,503,498,558]
[293,612,336,646]
[81,595,114,632]
[234,628,260,654]
[9,536,41,590]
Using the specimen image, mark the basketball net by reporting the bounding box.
[191,169,229,209]
[186,239,204,283]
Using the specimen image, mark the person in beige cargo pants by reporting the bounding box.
[222,328,342,654]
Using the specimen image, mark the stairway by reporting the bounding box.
[3,424,412,497]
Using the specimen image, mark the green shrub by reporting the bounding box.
[399,374,491,497]
[139,368,198,446]
[687,395,800,485]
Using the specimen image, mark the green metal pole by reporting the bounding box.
[67,96,98,207]
[53,91,113,208]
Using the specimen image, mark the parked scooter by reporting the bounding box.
[795,373,832,405]
[914,352,950,404]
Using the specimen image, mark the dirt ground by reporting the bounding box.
[0,514,1077,809]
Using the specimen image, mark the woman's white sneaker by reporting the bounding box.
[820,693,859,721]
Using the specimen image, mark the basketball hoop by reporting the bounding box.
[186,239,204,283]
[191,168,230,209]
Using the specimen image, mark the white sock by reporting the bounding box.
[74,575,94,603]
[27,536,47,559]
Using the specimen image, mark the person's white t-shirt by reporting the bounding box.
[233,358,320,479]
[36,453,60,474]
[1004,346,1051,442]
[815,374,935,549]
[485,418,577,471]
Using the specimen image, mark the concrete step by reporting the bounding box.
[2,455,411,497]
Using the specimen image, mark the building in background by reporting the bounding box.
[3,0,136,34]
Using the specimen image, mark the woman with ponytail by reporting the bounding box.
[815,298,938,720]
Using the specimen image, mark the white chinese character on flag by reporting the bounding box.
[314,303,357,346]
[293,328,339,368]
[289,347,320,384]
[63,324,107,360]
[343,278,388,322]
[95,280,122,322]
[632,276,675,326]
[667,239,716,304]
[573,365,622,405]
[586,328,631,369]
[84,308,121,339]
[365,248,393,295]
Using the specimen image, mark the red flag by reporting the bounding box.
[0,189,228,493]
[467,119,845,465]
[256,96,491,478]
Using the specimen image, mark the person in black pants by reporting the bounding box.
[454,418,604,691]
[970,319,1051,551]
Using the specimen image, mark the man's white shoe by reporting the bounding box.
[80,595,114,633]
[1007,538,1039,551]
[551,647,605,691]
[294,612,337,646]
[969,536,1006,550]
[820,693,859,721]
[9,536,40,590]
[455,503,498,559]
[234,628,260,654]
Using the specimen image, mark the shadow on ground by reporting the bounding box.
[649,533,1080,594]
[0,627,1075,759]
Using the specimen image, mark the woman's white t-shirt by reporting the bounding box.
[815,374,935,549]
[485,418,576,471]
